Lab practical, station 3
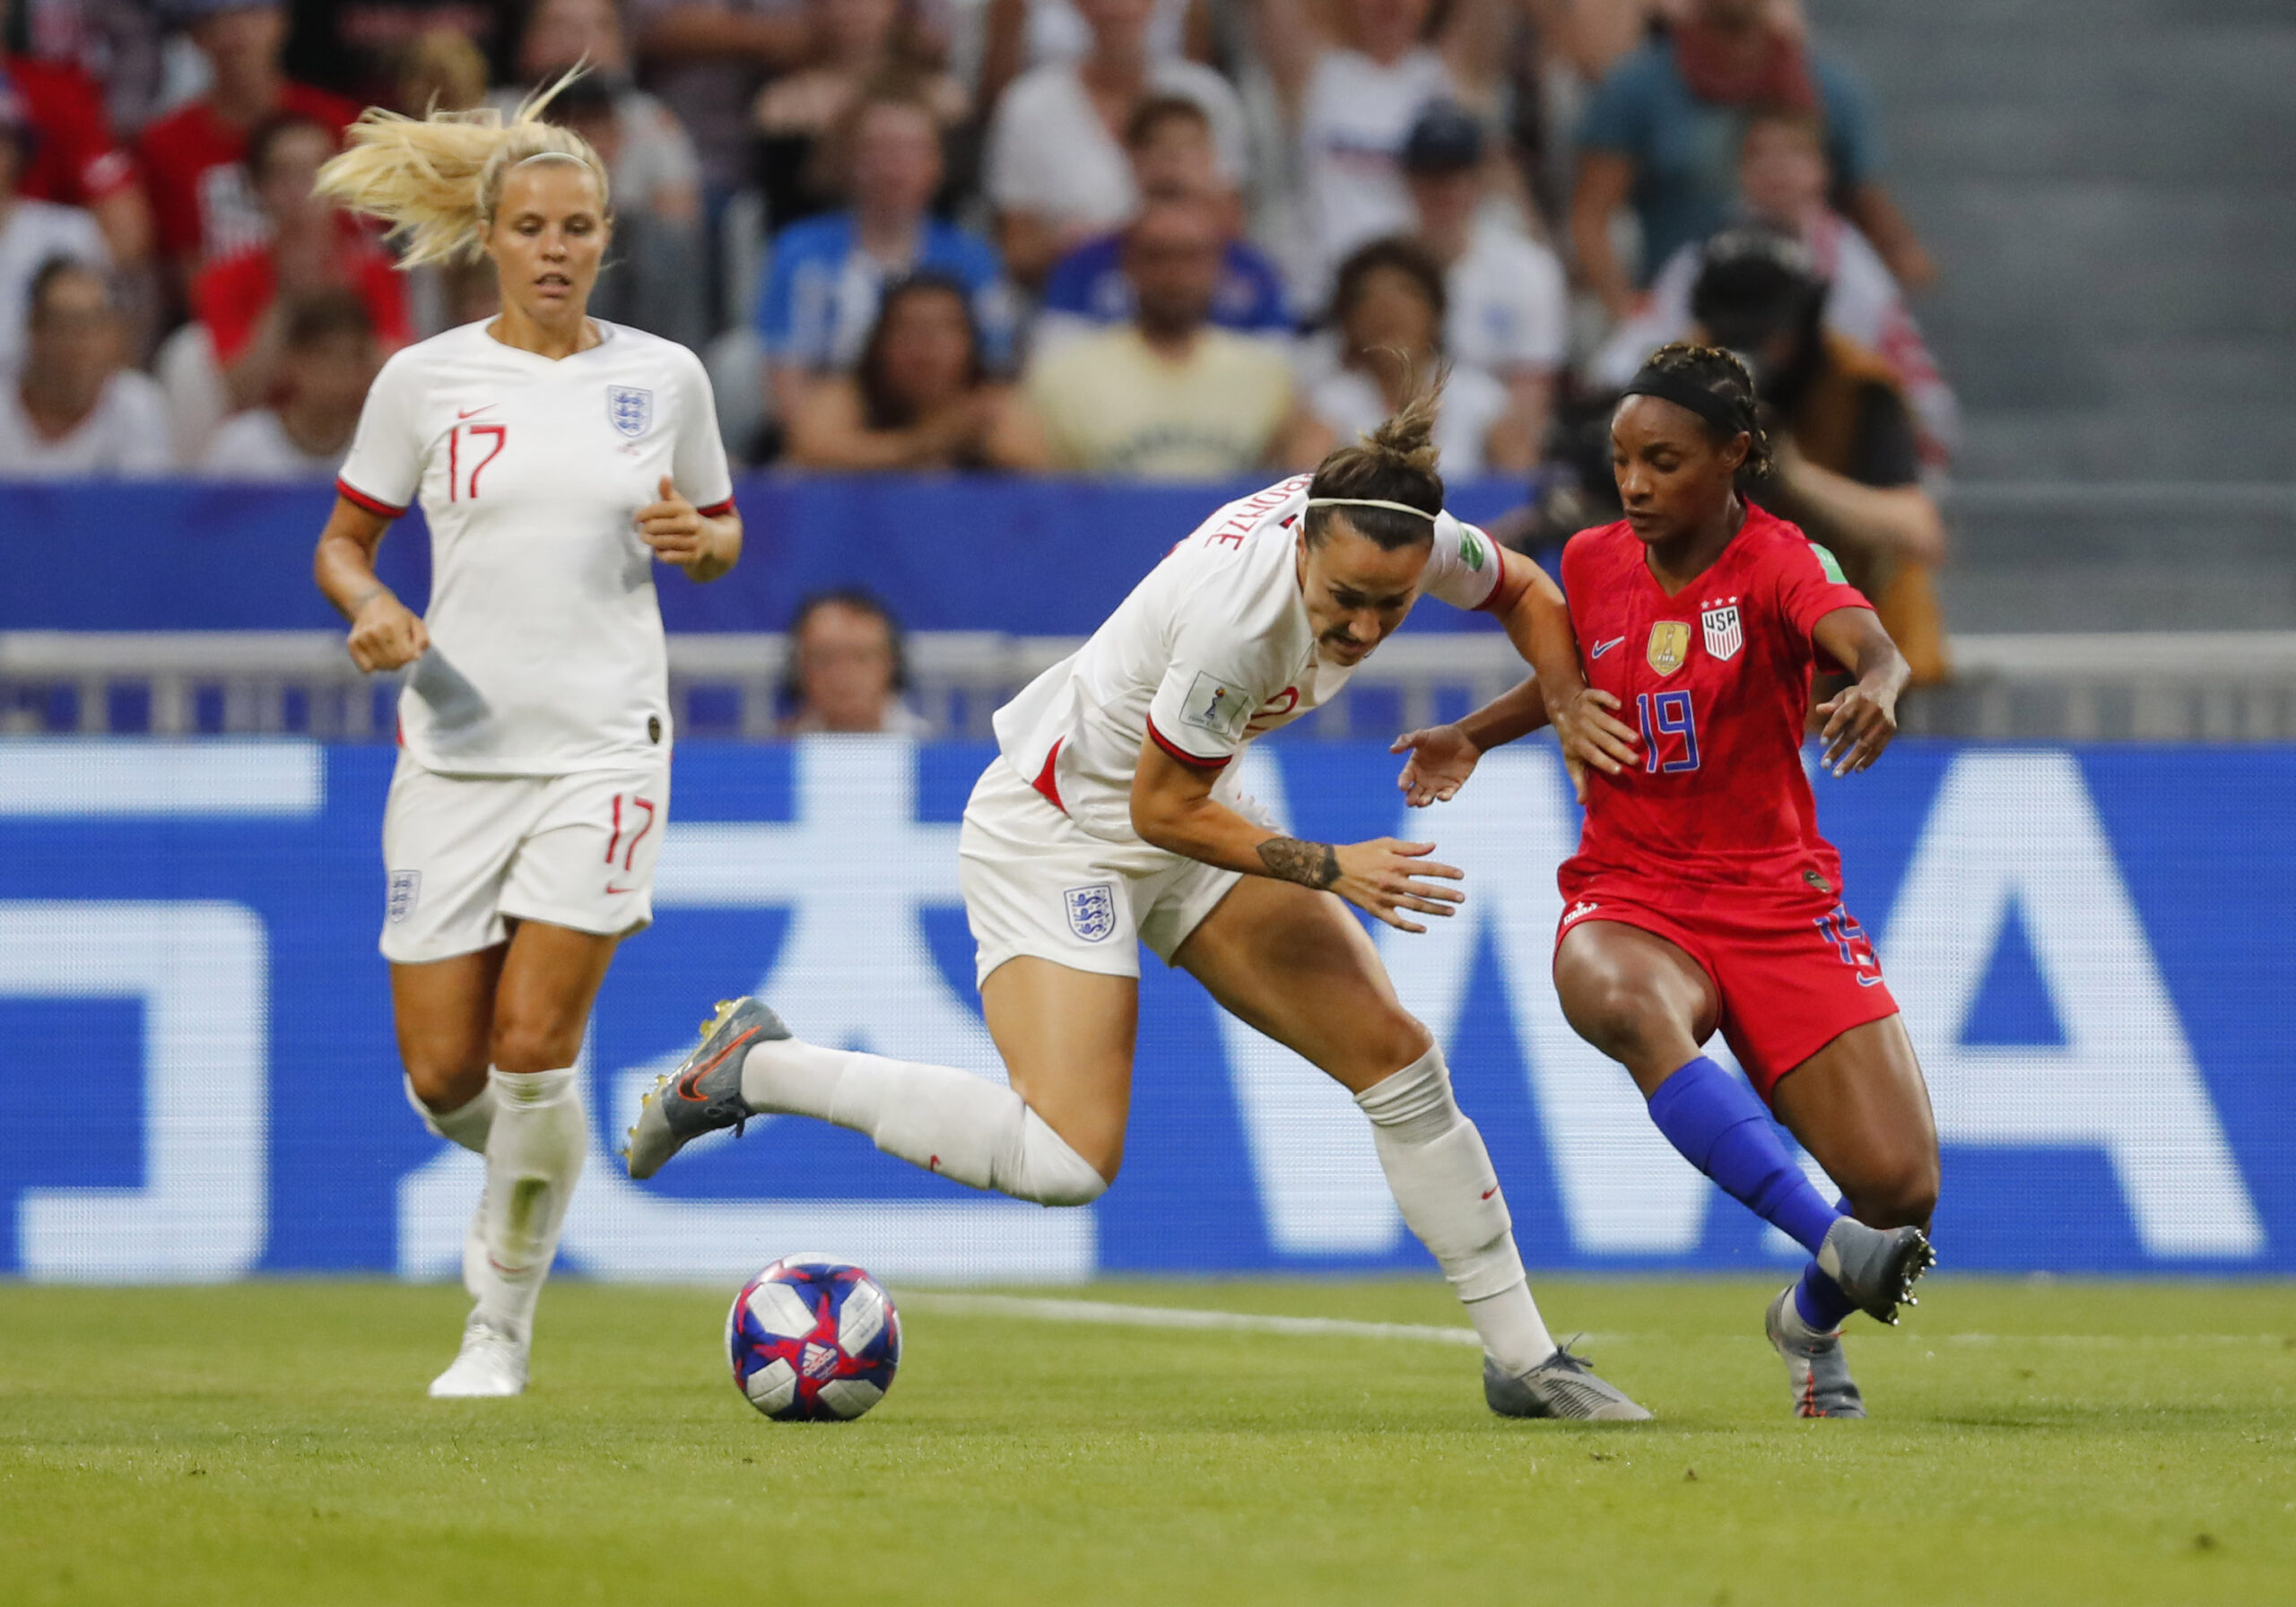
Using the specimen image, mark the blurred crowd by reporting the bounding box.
[0,0,1957,672]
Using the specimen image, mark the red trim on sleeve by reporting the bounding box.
[335,478,405,519]
[1145,714,1233,772]
[1474,552,1533,614]
[696,497,736,518]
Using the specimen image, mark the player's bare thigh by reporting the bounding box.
[1770,1014,1940,1229]
[978,956,1138,1183]
[1552,920,1722,1096]
[391,920,621,1106]
[1170,875,1431,1093]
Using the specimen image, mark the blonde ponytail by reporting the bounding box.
[314,69,611,268]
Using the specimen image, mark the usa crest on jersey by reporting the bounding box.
[1701,601,1743,662]
[607,385,653,438]
[1064,882,1118,942]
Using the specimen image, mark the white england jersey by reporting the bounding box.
[993,476,1503,844]
[336,320,735,777]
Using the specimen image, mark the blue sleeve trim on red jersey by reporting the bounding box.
[1145,714,1233,771]
[335,478,404,519]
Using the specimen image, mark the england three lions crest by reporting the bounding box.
[607,385,653,438]
[1064,882,1118,943]
[1700,600,1743,663]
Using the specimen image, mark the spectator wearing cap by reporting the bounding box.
[1688,224,1949,683]
[754,82,1013,429]
[1249,0,1507,297]
[751,0,969,235]
[1034,94,1290,356]
[189,111,408,416]
[0,2,152,266]
[0,75,110,375]
[1026,198,1326,479]
[1589,104,1956,465]
[1307,234,1518,477]
[786,272,1048,472]
[495,0,703,232]
[196,286,378,479]
[984,0,1248,288]
[135,1,360,286]
[1398,100,1566,466]
[1570,0,1933,323]
[0,256,169,476]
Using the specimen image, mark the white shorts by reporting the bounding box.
[378,752,672,964]
[957,756,1265,986]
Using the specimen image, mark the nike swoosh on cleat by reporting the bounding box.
[676,1026,761,1098]
[1589,636,1626,658]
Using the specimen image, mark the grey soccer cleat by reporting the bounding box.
[1484,1342,1653,1421]
[622,996,791,1180]
[1815,1218,1935,1325]
[1766,1288,1866,1419]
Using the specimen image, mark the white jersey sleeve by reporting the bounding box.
[1421,514,1503,612]
[1143,629,1274,771]
[336,348,426,515]
[669,350,735,514]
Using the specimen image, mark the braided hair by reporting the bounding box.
[1631,342,1774,480]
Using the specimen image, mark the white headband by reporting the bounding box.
[515,151,588,169]
[1303,498,1439,520]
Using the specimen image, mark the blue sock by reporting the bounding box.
[1644,1056,1841,1257]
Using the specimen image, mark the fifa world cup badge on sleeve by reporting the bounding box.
[1065,883,1118,942]
[1700,600,1743,662]
[607,385,653,438]
[1180,672,1250,739]
[1647,621,1690,675]
[387,870,421,925]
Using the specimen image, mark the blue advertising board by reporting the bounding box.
[0,736,2286,1283]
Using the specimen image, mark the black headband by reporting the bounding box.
[1620,367,1749,439]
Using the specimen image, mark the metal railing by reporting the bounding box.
[6,629,2296,742]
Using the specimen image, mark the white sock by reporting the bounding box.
[474,1065,587,1344]
[741,1038,1107,1206]
[1356,1045,1556,1375]
[404,1073,494,1154]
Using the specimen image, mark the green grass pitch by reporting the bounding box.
[3,1277,2292,1605]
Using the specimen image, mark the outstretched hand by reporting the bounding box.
[1815,682,1899,776]
[1391,724,1482,808]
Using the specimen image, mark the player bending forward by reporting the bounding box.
[312,78,742,1396]
[1396,343,1938,1417]
[630,382,1648,1420]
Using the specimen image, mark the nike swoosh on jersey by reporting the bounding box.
[1857,973,1885,986]
[1589,636,1626,658]
[457,404,497,419]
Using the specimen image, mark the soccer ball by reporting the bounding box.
[726,1255,902,1421]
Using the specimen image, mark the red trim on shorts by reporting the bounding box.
[1031,739,1065,812]
[335,477,404,518]
[696,497,736,517]
[1145,715,1231,771]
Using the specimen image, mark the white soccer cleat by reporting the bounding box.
[428,1314,529,1398]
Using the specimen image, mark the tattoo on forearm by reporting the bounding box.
[1257,837,1340,890]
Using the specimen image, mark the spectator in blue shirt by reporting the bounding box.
[1033,94,1290,356]
[753,80,1015,426]
[1569,0,1933,323]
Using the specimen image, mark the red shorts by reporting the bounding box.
[1552,873,1900,1101]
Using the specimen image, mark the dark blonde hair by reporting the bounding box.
[1304,366,1448,552]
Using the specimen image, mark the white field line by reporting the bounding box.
[903,1292,1485,1347]
[901,1295,2291,1352]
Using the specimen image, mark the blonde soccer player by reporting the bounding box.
[628,380,1649,1421]
[311,79,742,1397]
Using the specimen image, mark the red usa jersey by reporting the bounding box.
[1559,502,1872,893]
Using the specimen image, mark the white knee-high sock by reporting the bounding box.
[742,1039,1107,1206]
[1356,1046,1556,1375]
[474,1065,586,1343]
[404,1073,494,1153]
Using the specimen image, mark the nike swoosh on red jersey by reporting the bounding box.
[1589,636,1626,658]
[1857,973,1885,986]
